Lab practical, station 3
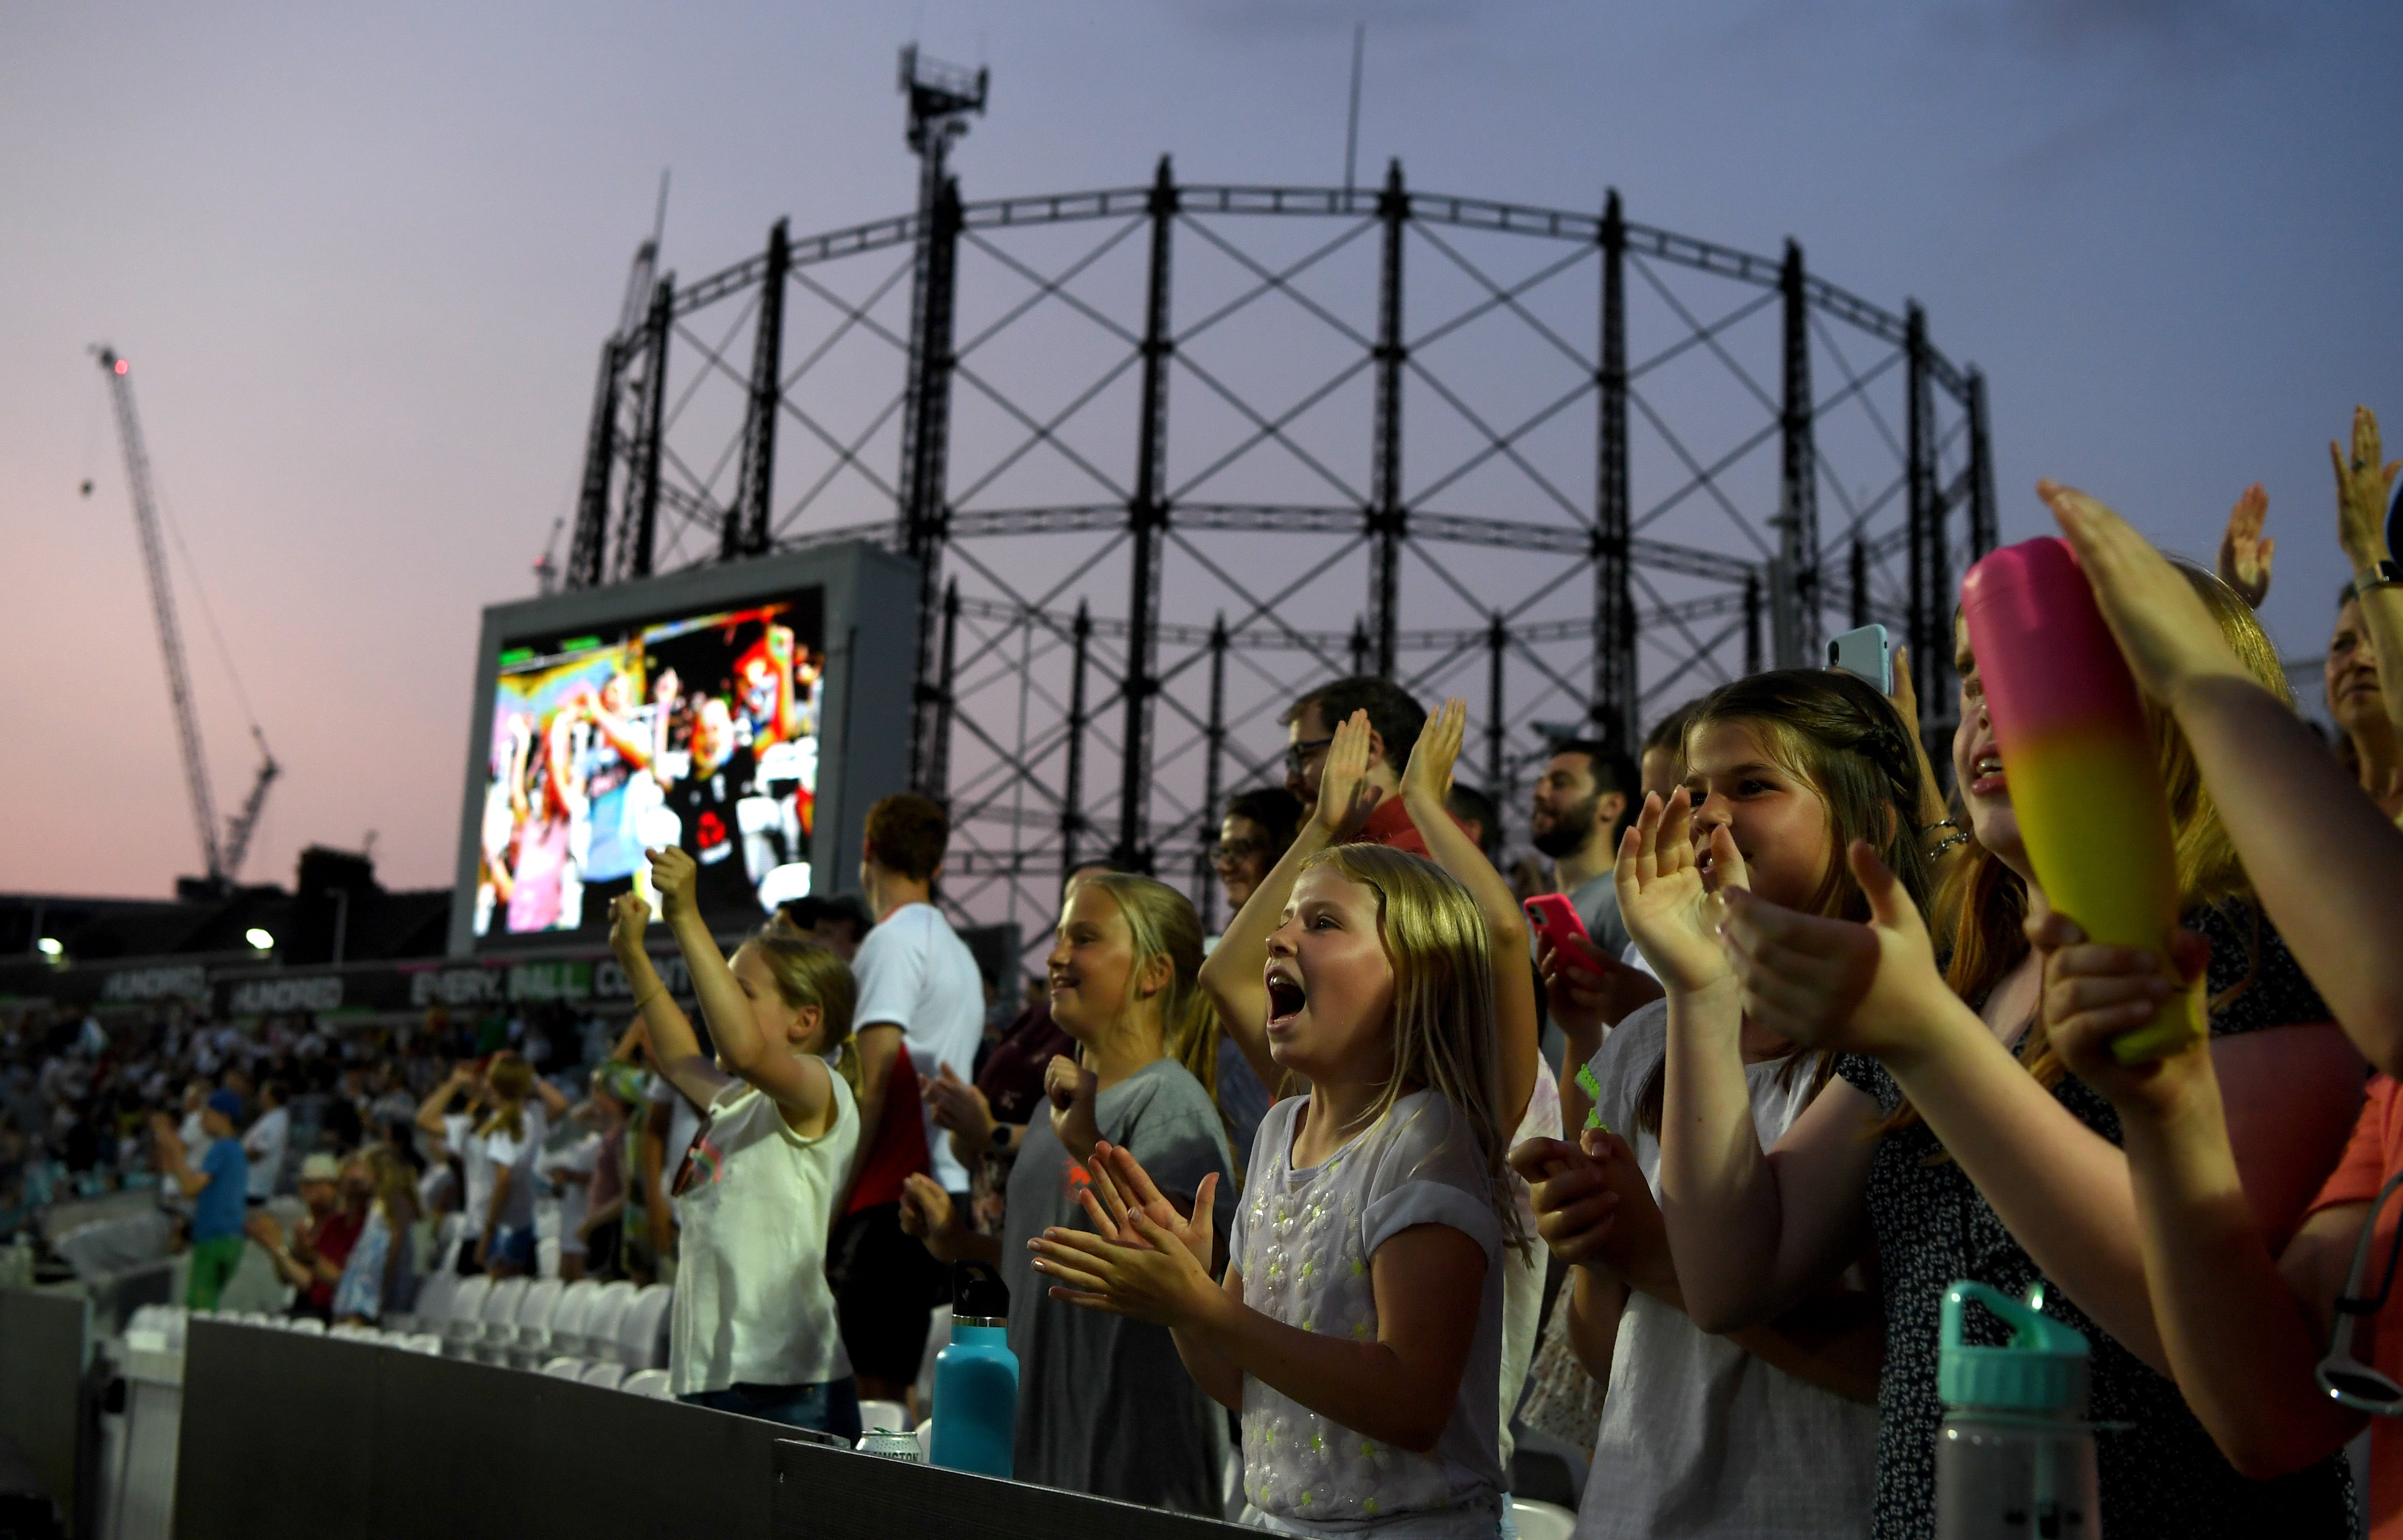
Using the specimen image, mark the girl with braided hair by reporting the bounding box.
[1651,561,2362,1539]
[1509,668,1913,1538]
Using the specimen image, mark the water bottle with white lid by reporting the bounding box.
[1937,1280,2101,1539]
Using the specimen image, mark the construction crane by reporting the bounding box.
[92,346,279,892]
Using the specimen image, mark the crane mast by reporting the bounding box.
[93,346,277,889]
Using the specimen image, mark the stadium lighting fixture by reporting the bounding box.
[244,927,275,952]
[35,937,63,958]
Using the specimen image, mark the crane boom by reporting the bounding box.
[96,346,225,885]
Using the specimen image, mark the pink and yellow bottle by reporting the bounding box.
[1961,536,2196,1063]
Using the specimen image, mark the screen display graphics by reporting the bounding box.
[471,587,826,941]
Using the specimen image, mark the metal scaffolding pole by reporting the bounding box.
[1114,158,1177,872]
[1593,190,1636,752]
[1061,601,1093,873]
[1777,240,1820,669]
[1744,571,1764,677]
[566,338,622,591]
[901,172,965,794]
[1905,301,1943,711]
[1199,613,1228,933]
[729,218,790,560]
[1486,611,1506,792]
[1850,537,1870,629]
[1368,160,1407,678]
[1967,367,1998,562]
[616,276,672,581]
[929,580,961,804]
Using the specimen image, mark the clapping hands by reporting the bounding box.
[1614,788,1747,996]
[1028,1141,1222,1327]
[1309,709,1383,840]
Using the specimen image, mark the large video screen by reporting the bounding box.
[471,587,827,940]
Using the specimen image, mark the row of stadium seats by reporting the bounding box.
[121,1302,678,1400]
[388,1275,671,1375]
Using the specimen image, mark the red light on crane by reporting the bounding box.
[113,359,128,375]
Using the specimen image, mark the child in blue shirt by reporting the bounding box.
[156,1089,250,1308]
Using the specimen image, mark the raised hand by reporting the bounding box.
[2333,405,2401,570]
[1078,1141,1218,1274]
[1400,696,1466,812]
[607,891,652,957]
[1716,841,1950,1058]
[645,845,698,922]
[1309,708,1383,839]
[1045,1053,1101,1163]
[1613,789,1745,995]
[2216,484,2274,609]
[2044,480,2251,702]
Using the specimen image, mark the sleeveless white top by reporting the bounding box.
[669,1073,859,1395]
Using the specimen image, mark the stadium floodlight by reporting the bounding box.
[35,937,63,958]
[244,927,275,952]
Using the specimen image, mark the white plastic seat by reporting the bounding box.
[1509,1501,1576,1540]
[540,1356,587,1380]
[615,1282,673,1371]
[619,1368,672,1399]
[514,1278,564,1345]
[288,1317,327,1336]
[442,1276,493,1356]
[859,1399,909,1435]
[579,1361,626,1390]
[579,1281,637,1363]
[402,1333,445,1356]
[475,1277,529,1363]
[409,1269,461,1327]
[545,1279,600,1359]
[536,1237,561,1279]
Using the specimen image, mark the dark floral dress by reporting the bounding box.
[1835,904,2356,1540]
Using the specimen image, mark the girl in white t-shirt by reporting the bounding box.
[613,845,863,1439]
[1033,710,1528,1537]
[473,1057,546,1277]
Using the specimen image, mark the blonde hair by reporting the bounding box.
[1900,561,2284,1135]
[1298,844,1530,1258]
[1075,872,1224,1113]
[479,1056,532,1141]
[363,1146,417,1228]
[754,915,862,1093]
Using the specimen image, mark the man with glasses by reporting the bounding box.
[1212,787,1303,917]
[1279,675,1454,855]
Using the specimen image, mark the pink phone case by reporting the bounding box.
[1523,896,1607,975]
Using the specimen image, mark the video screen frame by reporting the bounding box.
[447,541,921,957]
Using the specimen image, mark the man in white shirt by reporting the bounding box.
[848,793,984,1198]
[242,1080,290,1204]
[837,791,984,1402]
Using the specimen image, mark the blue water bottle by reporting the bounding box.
[929,1260,1018,1479]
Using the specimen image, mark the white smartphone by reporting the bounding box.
[1827,623,1894,695]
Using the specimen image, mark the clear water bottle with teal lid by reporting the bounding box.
[1937,1281,2101,1539]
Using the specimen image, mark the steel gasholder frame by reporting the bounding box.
[562,144,1992,952]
